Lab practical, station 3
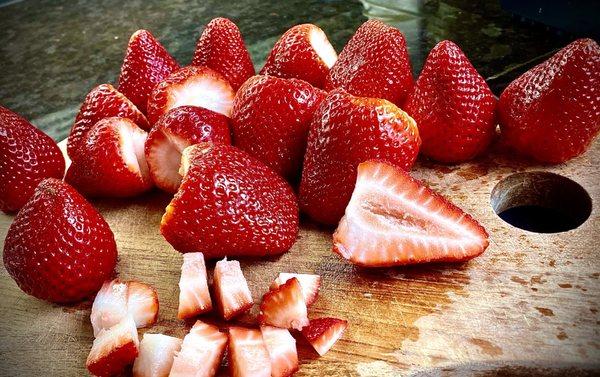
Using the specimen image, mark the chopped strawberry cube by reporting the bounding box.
[132,333,182,377]
[178,252,213,319]
[301,317,348,356]
[270,273,321,306]
[86,315,139,377]
[259,277,308,330]
[228,327,271,377]
[213,258,253,320]
[170,320,228,377]
[261,326,298,377]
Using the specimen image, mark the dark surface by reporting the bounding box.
[498,205,581,234]
[0,0,590,140]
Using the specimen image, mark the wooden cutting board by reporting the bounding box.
[1,139,599,376]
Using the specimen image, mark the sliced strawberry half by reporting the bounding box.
[301,317,348,356]
[228,327,272,377]
[270,273,321,307]
[259,277,308,330]
[169,320,228,377]
[261,326,298,377]
[86,315,139,377]
[333,160,489,267]
[147,66,235,124]
[213,258,253,320]
[178,252,213,320]
[132,333,182,377]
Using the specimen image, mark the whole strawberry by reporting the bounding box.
[404,40,497,163]
[231,75,325,181]
[0,106,65,213]
[160,143,299,258]
[3,178,117,303]
[299,89,420,225]
[499,38,600,163]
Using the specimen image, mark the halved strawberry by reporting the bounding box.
[261,326,298,377]
[170,320,228,377]
[67,84,149,161]
[228,327,271,377]
[65,117,153,198]
[333,161,489,267]
[270,273,320,306]
[132,333,182,377]
[301,317,347,356]
[192,17,255,91]
[178,252,212,320]
[86,315,139,377]
[213,258,253,320]
[147,66,235,124]
[260,23,337,88]
[259,277,308,330]
[145,105,231,193]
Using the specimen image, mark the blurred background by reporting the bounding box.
[0,0,598,140]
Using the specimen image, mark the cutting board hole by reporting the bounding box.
[490,172,591,233]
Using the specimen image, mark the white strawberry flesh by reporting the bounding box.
[178,252,212,319]
[228,327,272,377]
[133,333,182,377]
[213,258,253,320]
[261,326,298,377]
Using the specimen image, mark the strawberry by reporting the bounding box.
[213,258,253,320]
[170,320,228,377]
[67,84,149,161]
[259,277,308,330]
[228,327,272,377]
[404,40,497,163]
[191,17,255,91]
[177,252,213,320]
[65,117,153,198]
[3,178,117,303]
[333,161,489,267]
[261,326,299,377]
[0,106,65,213]
[118,29,180,115]
[146,66,235,125]
[260,23,337,88]
[231,75,325,181]
[299,89,420,225]
[324,20,413,107]
[160,143,299,258]
[301,317,347,356]
[145,105,231,193]
[133,333,182,377]
[270,273,320,306]
[86,315,139,377]
[127,281,159,329]
[499,38,600,163]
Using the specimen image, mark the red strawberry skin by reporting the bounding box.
[160,143,299,258]
[324,20,414,107]
[192,17,255,91]
[299,89,420,225]
[118,29,180,114]
[499,38,600,163]
[0,106,65,213]
[404,40,497,163]
[231,75,325,181]
[3,178,117,303]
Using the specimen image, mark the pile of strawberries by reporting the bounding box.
[0,15,599,377]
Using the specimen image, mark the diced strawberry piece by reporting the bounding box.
[333,161,489,267]
[132,333,182,377]
[301,317,347,356]
[213,258,253,320]
[177,252,212,320]
[270,273,321,307]
[169,320,228,377]
[127,281,159,329]
[259,277,308,330]
[261,326,298,377]
[228,327,271,377]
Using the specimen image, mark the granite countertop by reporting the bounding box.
[0,0,580,141]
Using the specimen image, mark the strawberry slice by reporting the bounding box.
[170,320,228,377]
[259,277,308,330]
[86,315,140,377]
[270,273,320,307]
[118,29,180,115]
[213,258,253,320]
[333,161,489,267]
[145,105,231,193]
[228,327,272,377]
[65,117,153,198]
[132,333,182,377]
[260,23,337,88]
[147,66,235,124]
[177,252,213,320]
[301,317,348,356]
[261,326,298,377]
[192,17,255,91]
